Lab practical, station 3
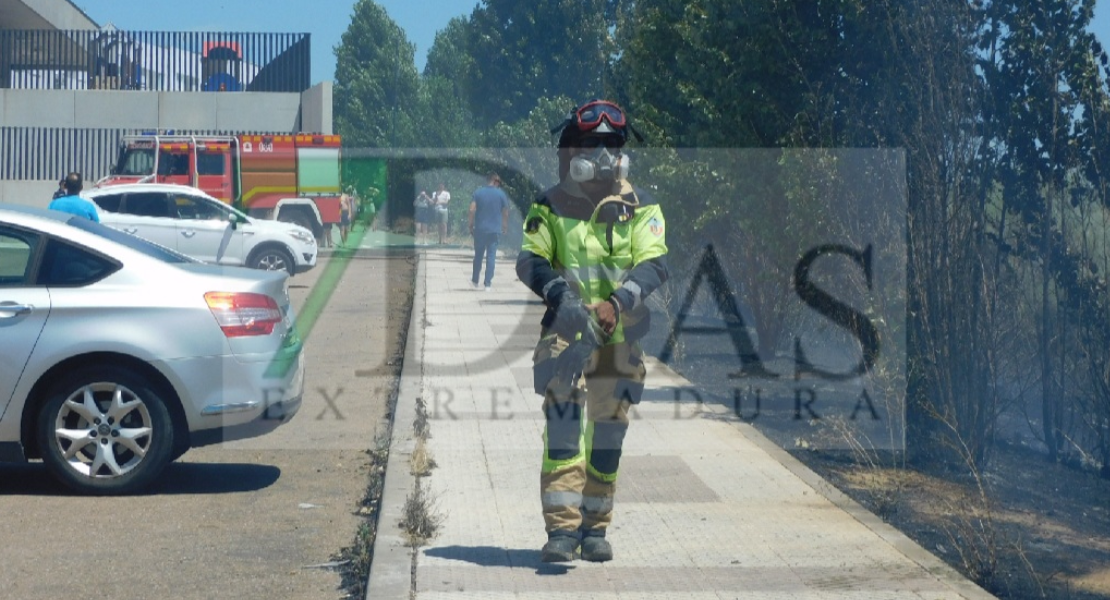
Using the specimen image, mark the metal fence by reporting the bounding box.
[0,29,310,92]
[0,127,276,182]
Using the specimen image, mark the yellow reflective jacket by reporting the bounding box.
[518,180,668,344]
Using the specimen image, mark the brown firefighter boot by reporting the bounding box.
[579,528,613,562]
[541,530,580,562]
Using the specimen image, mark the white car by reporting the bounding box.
[0,204,303,494]
[86,183,317,275]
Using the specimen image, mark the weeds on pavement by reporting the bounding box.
[400,478,444,547]
[402,395,442,546]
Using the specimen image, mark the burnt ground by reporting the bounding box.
[799,440,1110,599]
[640,321,1110,600]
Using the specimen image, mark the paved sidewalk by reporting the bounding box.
[367,248,996,600]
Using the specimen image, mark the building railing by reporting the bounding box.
[0,127,280,182]
[0,29,310,92]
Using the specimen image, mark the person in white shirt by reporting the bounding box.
[433,183,451,244]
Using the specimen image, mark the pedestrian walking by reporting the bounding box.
[469,173,510,291]
[47,172,100,222]
[516,99,668,562]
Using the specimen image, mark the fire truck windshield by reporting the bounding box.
[117,147,155,176]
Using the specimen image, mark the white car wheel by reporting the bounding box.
[250,247,295,275]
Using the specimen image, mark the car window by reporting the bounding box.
[90,193,123,212]
[174,194,226,220]
[123,192,172,218]
[0,228,39,286]
[36,238,119,287]
[64,216,197,264]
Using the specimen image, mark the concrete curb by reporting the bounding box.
[363,253,424,599]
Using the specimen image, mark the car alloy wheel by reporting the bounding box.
[251,247,294,275]
[37,366,174,495]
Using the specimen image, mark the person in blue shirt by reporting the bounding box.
[468,172,511,290]
[48,172,100,222]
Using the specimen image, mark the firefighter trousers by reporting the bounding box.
[534,333,646,533]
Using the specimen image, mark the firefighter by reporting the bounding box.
[516,99,669,562]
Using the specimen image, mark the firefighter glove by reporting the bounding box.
[554,336,599,387]
[549,290,592,342]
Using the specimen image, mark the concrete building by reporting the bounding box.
[0,0,332,205]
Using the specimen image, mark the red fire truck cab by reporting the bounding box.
[98,133,343,238]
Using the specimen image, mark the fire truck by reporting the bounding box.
[96,133,344,239]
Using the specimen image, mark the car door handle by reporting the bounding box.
[123,227,138,234]
[181,231,196,238]
[0,302,32,318]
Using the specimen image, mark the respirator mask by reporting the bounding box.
[569,144,630,183]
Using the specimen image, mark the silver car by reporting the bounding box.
[0,204,303,494]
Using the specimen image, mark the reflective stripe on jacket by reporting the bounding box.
[521,181,667,344]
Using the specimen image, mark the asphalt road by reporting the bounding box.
[0,251,416,600]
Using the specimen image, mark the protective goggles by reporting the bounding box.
[574,101,627,131]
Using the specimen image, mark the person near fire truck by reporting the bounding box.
[48,172,99,222]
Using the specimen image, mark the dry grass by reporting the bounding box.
[797,445,1110,599]
[410,437,436,477]
[399,392,443,547]
[413,396,431,439]
[400,478,444,547]
[799,414,1060,598]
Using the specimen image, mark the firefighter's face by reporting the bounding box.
[569,134,623,155]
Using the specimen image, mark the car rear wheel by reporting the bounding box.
[36,366,174,495]
[249,246,295,275]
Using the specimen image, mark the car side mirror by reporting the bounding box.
[227,212,239,230]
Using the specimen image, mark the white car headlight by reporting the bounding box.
[289,229,315,244]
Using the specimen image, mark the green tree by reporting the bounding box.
[616,0,1009,466]
[423,17,474,85]
[427,0,616,129]
[976,0,1110,464]
[334,0,421,147]
[418,17,480,147]
[616,0,795,147]
[412,75,479,147]
[892,1,998,468]
[481,95,574,200]
[615,0,902,148]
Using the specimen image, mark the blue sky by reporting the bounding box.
[75,0,1110,85]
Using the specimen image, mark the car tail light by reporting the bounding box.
[204,292,282,337]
